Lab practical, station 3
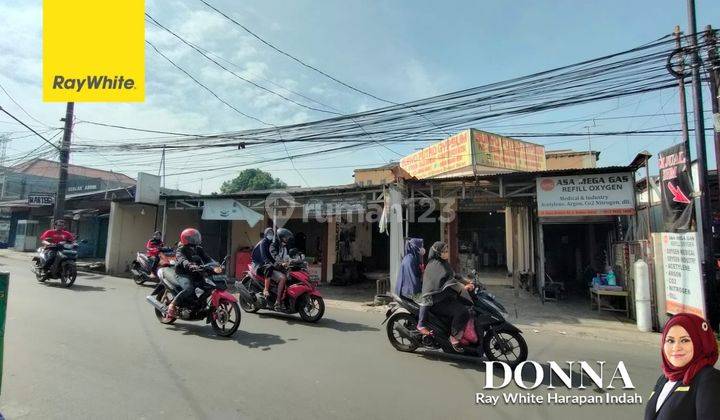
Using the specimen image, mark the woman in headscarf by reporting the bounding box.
[644,313,720,420]
[419,241,474,352]
[394,238,425,298]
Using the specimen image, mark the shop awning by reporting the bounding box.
[202,199,263,226]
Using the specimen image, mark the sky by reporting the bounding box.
[0,0,719,193]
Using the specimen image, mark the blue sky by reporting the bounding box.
[0,0,718,192]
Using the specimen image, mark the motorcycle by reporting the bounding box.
[237,256,325,323]
[383,271,528,367]
[32,241,81,287]
[146,257,241,337]
[131,247,176,285]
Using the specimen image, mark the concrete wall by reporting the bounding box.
[354,169,394,186]
[163,209,201,246]
[105,202,156,274]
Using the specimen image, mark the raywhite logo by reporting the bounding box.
[52,75,136,92]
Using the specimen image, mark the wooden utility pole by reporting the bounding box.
[53,102,74,222]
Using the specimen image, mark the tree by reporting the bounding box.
[219,169,287,194]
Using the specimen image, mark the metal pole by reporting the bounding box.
[53,102,74,222]
[674,27,693,162]
[705,26,720,204]
[687,0,717,327]
[0,271,9,395]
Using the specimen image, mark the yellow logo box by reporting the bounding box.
[43,0,145,102]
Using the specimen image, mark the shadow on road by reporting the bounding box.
[41,283,107,292]
[168,322,289,350]
[256,312,380,332]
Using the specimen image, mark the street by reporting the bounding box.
[0,252,666,420]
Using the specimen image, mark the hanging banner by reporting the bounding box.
[658,144,694,231]
[536,172,635,217]
[661,232,706,318]
[202,199,263,226]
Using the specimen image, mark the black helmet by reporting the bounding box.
[264,227,274,241]
[276,228,293,244]
[153,231,162,239]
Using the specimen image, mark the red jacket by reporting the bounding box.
[146,238,164,257]
[40,229,75,245]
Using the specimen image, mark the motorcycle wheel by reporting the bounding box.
[482,328,528,368]
[61,264,77,288]
[34,261,46,282]
[298,295,325,323]
[211,300,241,337]
[154,291,176,325]
[132,262,146,285]
[238,278,260,313]
[385,312,419,353]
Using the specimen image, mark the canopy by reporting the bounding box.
[202,199,263,226]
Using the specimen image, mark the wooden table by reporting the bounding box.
[589,288,630,318]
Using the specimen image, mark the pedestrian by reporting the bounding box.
[644,312,720,419]
[394,238,424,298]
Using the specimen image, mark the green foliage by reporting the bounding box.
[219,169,287,193]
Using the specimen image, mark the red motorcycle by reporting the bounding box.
[146,258,241,337]
[237,258,325,323]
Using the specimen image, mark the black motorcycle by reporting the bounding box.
[32,241,80,287]
[383,271,528,367]
[146,257,241,337]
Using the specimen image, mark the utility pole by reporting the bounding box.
[673,26,693,162]
[0,135,8,200]
[705,26,720,201]
[686,0,717,328]
[53,102,74,222]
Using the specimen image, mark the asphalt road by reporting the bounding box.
[0,254,664,420]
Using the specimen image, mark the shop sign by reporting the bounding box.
[658,144,694,231]
[661,232,706,318]
[471,129,546,171]
[400,130,473,178]
[536,172,635,217]
[27,194,55,206]
[202,199,262,226]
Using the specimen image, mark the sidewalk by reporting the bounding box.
[318,278,661,345]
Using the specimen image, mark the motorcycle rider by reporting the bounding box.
[145,231,164,278]
[39,219,75,274]
[166,228,215,319]
[251,227,292,311]
[268,228,293,311]
[251,228,275,297]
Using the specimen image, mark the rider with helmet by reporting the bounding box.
[166,228,215,319]
[268,227,293,311]
[251,227,293,311]
[251,227,275,297]
[145,231,164,278]
[39,219,75,273]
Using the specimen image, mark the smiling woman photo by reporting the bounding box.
[644,313,720,420]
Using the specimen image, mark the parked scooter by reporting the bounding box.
[383,270,528,367]
[237,251,325,322]
[146,257,241,337]
[131,247,175,285]
[32,240,83,288]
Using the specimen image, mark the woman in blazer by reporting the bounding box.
[644,312,720,420]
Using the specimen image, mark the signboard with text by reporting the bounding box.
[27,194,55,206]
[400,131,472,179]
[661,232,706,318]
[658,144,694,231]
[471,129,546,172]
[536,172,635,217]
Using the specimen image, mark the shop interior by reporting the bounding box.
[542,221,619,299]
[458,210,507,276]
